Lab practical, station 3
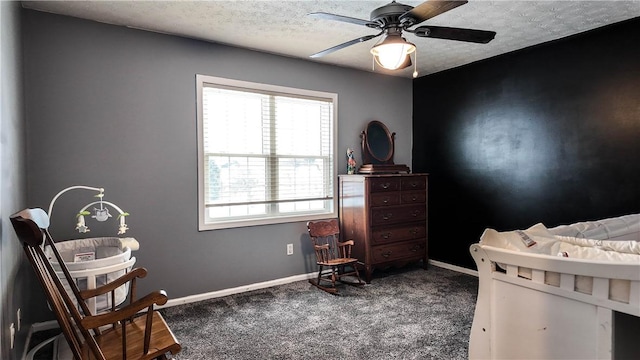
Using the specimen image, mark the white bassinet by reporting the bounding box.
[45,237,138,314]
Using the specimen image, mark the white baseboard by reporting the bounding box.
[161,272,318,308]
[429,259,478,277]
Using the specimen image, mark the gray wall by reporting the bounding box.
[1,2,28,359]
[21,9,413,300]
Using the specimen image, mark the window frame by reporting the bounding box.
[196,74,338,230]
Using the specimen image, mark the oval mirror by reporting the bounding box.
[365,120,393,163]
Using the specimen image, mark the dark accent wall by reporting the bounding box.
[413,18,640,269]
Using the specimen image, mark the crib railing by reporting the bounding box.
[469,243,640,360]
[472,244,640,315]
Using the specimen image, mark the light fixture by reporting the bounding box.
[370,32,416,70]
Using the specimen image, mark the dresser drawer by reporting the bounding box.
[371,240,426,263]
[369,177,401,192]
[370,192,401,207]
[401,191,426,204]
[370,204,426,226]
[401,176,427,191]
[371,224,427,245]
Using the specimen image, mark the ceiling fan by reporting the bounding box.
[308,0,496,75]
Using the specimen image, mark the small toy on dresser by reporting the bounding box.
[346,148,357,174]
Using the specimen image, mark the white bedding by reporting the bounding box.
[480,223,640,263]
[547,213,640,241]
[480,219,640,303]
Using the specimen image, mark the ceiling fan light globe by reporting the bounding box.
[370,36,415,70]
[374,52,413,70]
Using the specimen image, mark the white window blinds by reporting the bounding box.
[197,75,337,230]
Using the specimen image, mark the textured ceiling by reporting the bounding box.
[21,0,640,78]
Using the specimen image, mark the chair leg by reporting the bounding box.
[316,265,323,285]
[331,266,338,288]
[337,264,365,287]
[309,264,364,294]
[309,265,338,294]
[353,263,364,284]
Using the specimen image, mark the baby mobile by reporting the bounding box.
[47,185,131,235]
[76,190,130,235]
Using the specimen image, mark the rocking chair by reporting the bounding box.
[10,208,181,360]
[307,219,364,294]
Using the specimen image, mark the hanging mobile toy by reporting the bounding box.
[77,194,130,234]
[92,192,112,222]
[91,192,111,222]
[48,186,131,235]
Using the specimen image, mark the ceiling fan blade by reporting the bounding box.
[308,12,376,27]
[399,0,468,26]
[310,33,382,58]
[413,25,496,44]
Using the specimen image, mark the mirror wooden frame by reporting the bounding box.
[359,120,410,174]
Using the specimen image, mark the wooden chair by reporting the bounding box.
[307,219,364,294]
[10,208,181,360]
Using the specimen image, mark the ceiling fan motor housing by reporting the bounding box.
[369,1,414,29]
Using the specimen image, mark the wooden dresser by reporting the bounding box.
[338,173,428,282]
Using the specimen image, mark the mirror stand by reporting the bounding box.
[359,120,410,174]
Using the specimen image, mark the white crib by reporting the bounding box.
[469,214,640,359]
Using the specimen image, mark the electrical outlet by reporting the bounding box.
[17,308,21,331]
[10,323,15,349]
[286,243,293,255]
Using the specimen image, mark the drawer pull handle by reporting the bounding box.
[382,198,389,204]
[411,196,417,201]
[410,245,421,252]
[382,232,392,239]
[381,183,391,189]
[381,251,392,258]
[409,229,418,235]
[382,214,393,221]
[410,182,418,188]
[411,210,421,217]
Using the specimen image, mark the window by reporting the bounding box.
[196,75,337,230]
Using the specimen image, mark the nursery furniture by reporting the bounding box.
[469,214,640,359]
[307,219,364,294]
[339,173,428,282]
[11,208,181,360]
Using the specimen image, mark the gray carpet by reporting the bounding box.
[161,265,478,360]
